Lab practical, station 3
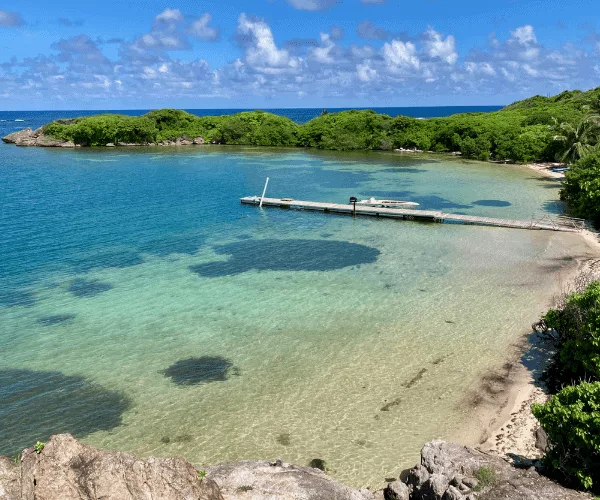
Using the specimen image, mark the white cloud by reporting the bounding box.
[424,28,457,65]
[357,61,377,82]
[382,40,420,72]
[237,14,301,72]
[511,25,537,45]
[155,8,183,24]
[188,13,219,41]
[309,33,336,64]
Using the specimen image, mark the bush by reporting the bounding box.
[537,281,600,391]
[561,151,600,227]
[532,382,600,492]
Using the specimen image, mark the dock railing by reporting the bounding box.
[530,213,587,231]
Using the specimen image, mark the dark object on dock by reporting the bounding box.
[241,196,585,232]
[349,196,357,215]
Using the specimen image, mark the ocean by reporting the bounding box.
[0,108,587,488]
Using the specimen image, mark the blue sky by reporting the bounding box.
[1,0,599,110]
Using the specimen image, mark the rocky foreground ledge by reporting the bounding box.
[0,435,590,500]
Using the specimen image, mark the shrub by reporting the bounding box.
[532,382,600,492]
[561,151,600,227]
[536,281,600,391]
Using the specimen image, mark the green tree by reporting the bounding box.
[552,116,600,164]
[532,382,600,492]
[560,151,600,226]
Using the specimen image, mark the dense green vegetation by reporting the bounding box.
[560,152,600,227]
[533,282,600,492]
[43,86,600,164]
[532,382,600,492]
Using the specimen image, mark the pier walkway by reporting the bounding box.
[240,196,585,232]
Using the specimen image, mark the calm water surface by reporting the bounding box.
[0,139,589,487]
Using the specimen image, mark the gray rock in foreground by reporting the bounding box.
[206,459,374,500]
[385,440,592,500]
[1,434,222,500]
[0,434,372,500]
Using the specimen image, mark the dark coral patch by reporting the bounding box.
[68,279,113,297]
[472,199,512,207]
[189,239,380,278]
[161,356,235,386]
[0,369,130,456]
[0,289,36,308]
[38,314,75,326]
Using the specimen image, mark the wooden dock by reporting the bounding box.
[240,196,585,232]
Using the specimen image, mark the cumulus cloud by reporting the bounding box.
[236,13,301,72]
[188,13,219,41]
[424,28,457,64]
[1,14,599,106]
[382,40,420,72]
[0,10,24,27]
[285,0,338,11]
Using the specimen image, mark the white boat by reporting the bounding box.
[355,197,419,208]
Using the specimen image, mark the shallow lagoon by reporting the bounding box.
[0,146,590,487]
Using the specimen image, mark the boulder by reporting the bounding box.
[384,480,410,500]
[17,434,223,500]
[193,136,205,145]
[206,459,373,500]
[404,440,591,500]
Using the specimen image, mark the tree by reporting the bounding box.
[552,116,600,164]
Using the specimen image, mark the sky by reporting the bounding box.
[1,0,600,110]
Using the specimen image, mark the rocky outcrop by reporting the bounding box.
[206,459,374,500]
[384,440,592,500]
[2,434,223,500]
[2,128,75,147]
[0,435,373,500]
[2,130,207,148]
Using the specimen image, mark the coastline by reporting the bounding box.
[453,231,600,462]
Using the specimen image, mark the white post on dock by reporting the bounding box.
[259,177,269,208]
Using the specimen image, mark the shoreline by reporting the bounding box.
[453,230,600,462]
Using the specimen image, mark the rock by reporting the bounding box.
[193,136,205,145]
[206,460,372,500]
[405,464,430,489]
[408,440,589,500]
[0,456,20,499]
[105,142,115,147]
[443,485,464,500]
[17,434,223,500]
[535,426,549,453]
[461,477,478,489]
[2,127,74,147]
[384,480,410,500]
[179,139,193,146]
[419,473,449,500]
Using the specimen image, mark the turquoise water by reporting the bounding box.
[0,144,590,487]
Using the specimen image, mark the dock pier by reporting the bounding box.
[240,196,585,232]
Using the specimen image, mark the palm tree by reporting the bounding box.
[552,115,600,164]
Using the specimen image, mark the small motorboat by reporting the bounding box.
[355,197,419,208]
